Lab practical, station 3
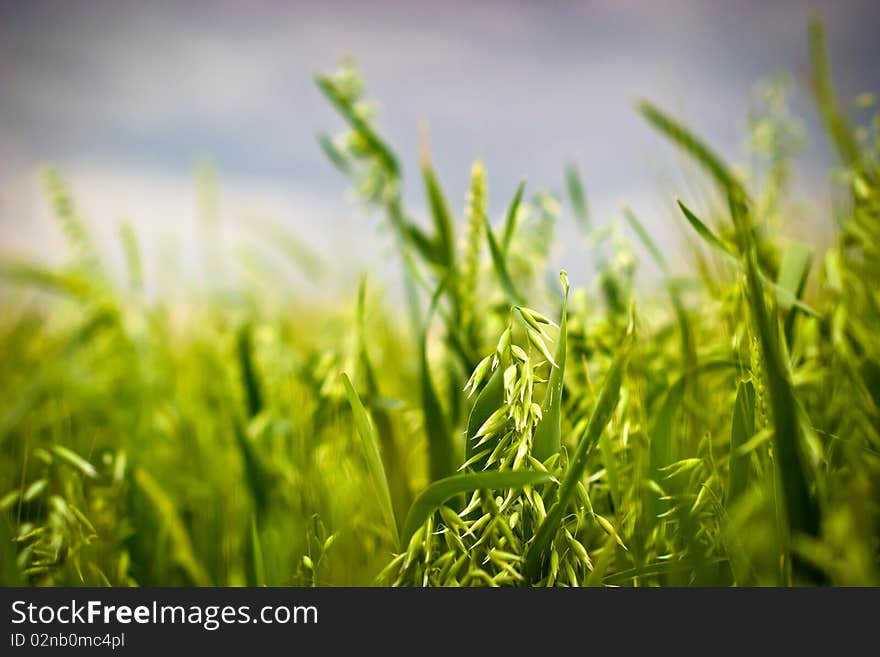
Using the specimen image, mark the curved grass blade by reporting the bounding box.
[233,420,270,514]
[677,200,820,319]
[421,279,455,482]
[809,19,860,168]
[237,323,263,419]
[400,470,550,547]
[524,348,627,582]
[357,278,412,522]
[532,271,570,461]
[342,373,400,550]
[743,245,822,572]
[777,243,812,344]
[625,207,696,373]
[483,210,524,307]
[464,365,504,469]
[501,181,526,253]
[422,159,455,268]
[637,101,744,200]
[134,467,211,586]
[565,162,589,234]
[727,380,756,506]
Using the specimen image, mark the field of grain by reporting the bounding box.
[1,20,878,587]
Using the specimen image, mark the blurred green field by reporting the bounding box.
[1,21,878,587]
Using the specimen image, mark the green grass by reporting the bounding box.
[1,21,878,586]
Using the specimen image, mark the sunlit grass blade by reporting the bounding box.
[808,19,860,168]
[464,365,505,469]
[400,470,551,547]
[677,200,821,319]
[357,278,412,522]
[483,207,525,307]
[524,347,627,581]
[342,373,400,550]
[421,157,456,269]
[727,380,755,506]
[532,271,569,461]
[420,279,455,481]
[565,162,589,234]
[134,468,211,586]
[743,244,822,572]
[777,243,812,343]
[501,181,526,253]
[637,101,745,201]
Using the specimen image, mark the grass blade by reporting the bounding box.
[524,347,627,581]
[465,365,505,469]
[531,271,570,461]
[342,373,400,550]
[501,181,526,253]
[777,243,812,344]
[421,279,455,482]
[808,19,860,168]
[134,468,211,586]
[400,470,550,547]
[743,245,821,570]
[483,209,525,307]
[421,158,456,269]
[565,162,589,234]
[727,380,756,506]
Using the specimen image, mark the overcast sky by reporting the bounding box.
[1,0,879,298]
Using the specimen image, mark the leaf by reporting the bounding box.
[501,181,526,253]
[743,244,821,561]
[676,199,737,260]
[677,200,821,319]
[532,272,569,461]
[233,420,271,514]
[356,277,411,522]
[237,323,264,419]
[420,279,455,482]
[625,207,696,378]
[483,210,525,307]
[808,19,860,168]
[638,102,745,201]
[464,365,505,470]
[777,243,812,343]
[400,470,550,547]
[422,160,455,268]
[134,467,211,586]
[342,373,400,550]
[727,380,755,506]
[524,347,627,582]
[565,162,589,234]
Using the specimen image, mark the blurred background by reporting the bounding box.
[2,0,879,298]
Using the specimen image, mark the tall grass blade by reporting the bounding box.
[532,271,570,461]
[727,380,756,506]
[501,181,526,253]
[524,348,627,581]
[342,373,400,550]
[565,162,589,234]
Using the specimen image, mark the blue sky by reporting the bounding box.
[1,0,878,297]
